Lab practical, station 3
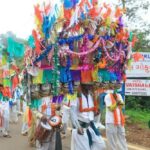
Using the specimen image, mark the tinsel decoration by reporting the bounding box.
[24,0,137,96]
[51,45,60,96]
[66,55,74,94]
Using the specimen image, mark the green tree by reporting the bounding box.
[124,0,150,112]
[133,30,150,52]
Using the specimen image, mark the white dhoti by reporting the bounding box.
[16,99,21,113]
[9,105,18,123]
[61,105,71,133]
[3,110,10,134]
[21,102,28,134]
[62,106,70,124]
[106,124,128,150]
[0,105,10,136]
[94,114,105,130]
[21,123,28,134]
[71,127,106,150]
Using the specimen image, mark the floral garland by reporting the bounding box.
[101,39,122,62]
[64,38,101,57]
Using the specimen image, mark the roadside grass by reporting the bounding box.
[125,109,150,128]
[100,108,150,128]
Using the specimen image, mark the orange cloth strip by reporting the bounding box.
[110,93,125,126]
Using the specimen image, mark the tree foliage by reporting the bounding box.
[133,30,150,52]
[125,0,150,32]
[124,0,150,111]
[125,0,150,52]
[126,96,150,111]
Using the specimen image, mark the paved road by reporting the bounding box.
[0,117,149,150]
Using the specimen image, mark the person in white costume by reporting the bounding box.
[61,84,77,137]
[0,100,11,137]
[90,87,105,131]
[36,96,62,150]
[104,84,128,150]
[14,86,23,114]
[0,85,11,137]
[21,101,28,135]
[9,97,18,123]
[71,84,106,150]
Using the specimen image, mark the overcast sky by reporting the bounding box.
[0,0,149,39]
[0,0,39,39]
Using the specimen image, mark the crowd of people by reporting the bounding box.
[0,82,128,150]
[0,1,132,149]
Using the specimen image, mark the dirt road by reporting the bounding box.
[0,117,70,150]
[0,117,149,150]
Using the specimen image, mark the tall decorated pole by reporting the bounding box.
[52,44,60,96]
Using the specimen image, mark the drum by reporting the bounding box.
[41,121,52,130]
[48,115,61,127]
[35,120,51,142]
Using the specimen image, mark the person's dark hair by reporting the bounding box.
[80,84,92,95]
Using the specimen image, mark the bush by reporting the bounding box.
[125,96,150,111]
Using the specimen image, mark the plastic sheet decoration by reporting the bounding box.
[33,45,52,64]
[42,15,51,40]
[52,94,64,104]
[25,0,138,96]
[64,0,79,9]
[28,35,35,49]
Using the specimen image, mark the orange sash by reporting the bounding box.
[28,108,32,127]
[110,93,125,126]
[41,103,47,113]
[79,96,98,113]
[41,103,56,116]
[51,103,56,117]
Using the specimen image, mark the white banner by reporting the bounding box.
[125,79,150,96]
[126,52,150,77]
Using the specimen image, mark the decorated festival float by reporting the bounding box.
[0,35,25,135]
[21,0,138,147]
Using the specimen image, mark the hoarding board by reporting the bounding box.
[125,79,150,96]
[126,52,150,77]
